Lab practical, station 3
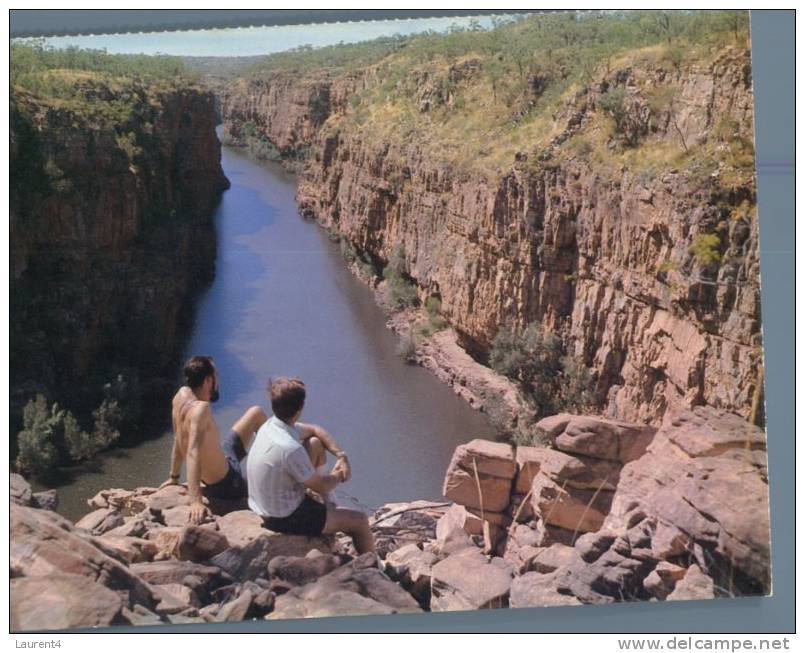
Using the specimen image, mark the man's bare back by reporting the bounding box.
[162,356,267,524]
[171,387,229,486]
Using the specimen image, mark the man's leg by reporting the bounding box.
[322,507,375,555]
[231,406,267,452]
[302,436,327,470]
[302,436,333,504]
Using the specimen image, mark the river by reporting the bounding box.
[48,137,493,521]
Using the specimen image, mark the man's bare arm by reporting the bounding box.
[160,409,185,488]
[297,422,346,457]
[185,406,209,523]
[304,467,344,496]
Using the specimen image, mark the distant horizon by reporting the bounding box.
[10,9,529,38]
[14,14,517,58]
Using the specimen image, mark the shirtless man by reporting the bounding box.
[160,355,267,523]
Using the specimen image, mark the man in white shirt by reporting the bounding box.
[247,377,375,554]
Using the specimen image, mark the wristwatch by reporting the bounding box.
[336,451,348,459]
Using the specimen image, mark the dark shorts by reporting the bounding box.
[204,431,248,500]
[263,495,328,536]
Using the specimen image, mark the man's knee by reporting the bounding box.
[324,507,367,533]
[344,509,370,532]
[246,405,267,425]
[233,406,267,439]
[305,436,326,466]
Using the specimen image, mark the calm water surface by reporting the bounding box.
[49,140,493,520]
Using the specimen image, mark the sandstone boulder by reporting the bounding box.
[517,446,623,492]
[514,447,543,494]
[146,484,193,512]
[643,561,687,600]
[509,572,583,608]
[130,560,224,590]
[215,510,267,547]
[152,583,200,615]
[537,414,655,463]
[529,543,578,574]
[11,574,123,631]
[95,534,159,564]
[75,507,125,535]
[10,473,33,506]
[32,489,59,511]
[11,503,156,609]
[175,525,230,562]
[215,589,254,622]
[666,407,767,458]
[434,504,476,554]
[430,548,513,611]
[371,500,445,556]
[443,440,515,513]
[574,530,618,563]
[104,514,162,539]
[500,534,546,572]
[208,531,332,583]
[385,543,438,607]
[666,564,715,601]
[267,553,342,592]
[530,474,614,533]
[121,604,166,627]
[269,553,421,619]
[88,487,153,514]
[606,407,770,593]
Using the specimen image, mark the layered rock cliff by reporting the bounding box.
[10,81,228,422]
[221,44,762,427]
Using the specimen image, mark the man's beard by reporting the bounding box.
[210,387,220,403]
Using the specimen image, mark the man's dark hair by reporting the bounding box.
[184,356,215,389]
[269,377,306,421]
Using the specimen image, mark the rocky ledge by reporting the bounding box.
[10,406,769,631]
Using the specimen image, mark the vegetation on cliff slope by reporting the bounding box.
[245,11,751,182]
[490,322,594,432]
[11,42,199,128]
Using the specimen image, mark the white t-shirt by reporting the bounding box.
[247,415,315,518]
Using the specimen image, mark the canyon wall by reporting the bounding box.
[10,84,229,419]
[221,46,762,425]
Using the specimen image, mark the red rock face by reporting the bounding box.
[221,47,762,426]
[10,86,228,411]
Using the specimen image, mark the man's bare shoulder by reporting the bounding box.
[172,386,195,407]
[187,400,211,417]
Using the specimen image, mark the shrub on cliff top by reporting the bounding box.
[11,42,190,82]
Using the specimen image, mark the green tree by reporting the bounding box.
[61,409,93,462]
[92,398,123,450]
[690,233,722,266]
[491,322,596,420]
[490,322,563,414]
[15,395,61,479]
[383,246,418,309]
[559,356,596,413]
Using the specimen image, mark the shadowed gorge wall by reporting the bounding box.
[10,82,229,429]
